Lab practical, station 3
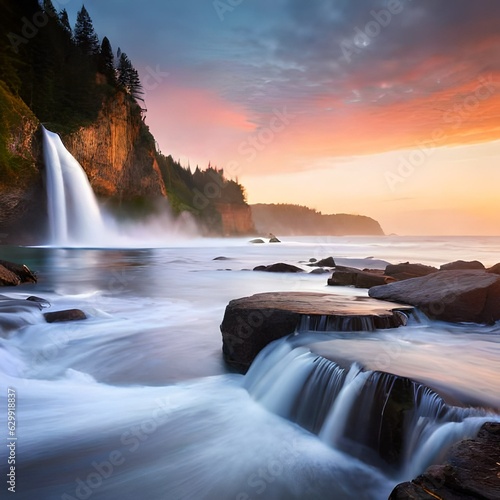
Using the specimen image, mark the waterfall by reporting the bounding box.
[244,337,499,478]
[42,127,105,246]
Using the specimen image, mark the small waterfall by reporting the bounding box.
[245,337,499,477]
[42,127,105,246]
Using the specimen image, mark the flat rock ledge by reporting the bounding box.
[221,292,413,371]
[390,421,500,499]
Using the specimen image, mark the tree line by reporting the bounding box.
[0,0,143,131]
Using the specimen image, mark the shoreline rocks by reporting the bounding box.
[220,292,412,370]
[369,269,500,323]
[390,422,500,499]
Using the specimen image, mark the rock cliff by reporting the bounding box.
[63,92,166,199]
[214,202,255,236]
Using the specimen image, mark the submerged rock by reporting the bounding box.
[253,263,304,273]
[221,292,412,370]
[44,309,87,323]
[369,269,500,323]
[309,256,336,267]
[390,422,500,499]
[249,238,265,244]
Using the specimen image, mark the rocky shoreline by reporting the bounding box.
[220,253,500,498]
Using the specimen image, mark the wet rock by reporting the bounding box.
[213,256,230,261]
[309,268,330,274]
[327,266,394,288]
[26,296,51,308]
[309,258,317,263]
[310,256,336,267]
[369,269,500,323]
[0,266,21,286]
[249,238,265,244]
[269,237,281,243]
[385,262,438,281]
[44,309,87,323]
[390,422,500,500]
[221,292,412,370]
[0,259,37,285]
[440,260,485,271]
[253,263,304,273]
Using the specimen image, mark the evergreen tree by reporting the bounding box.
[58,9,72,38]
[117,52,144,101]
[98,37,116,84]
[74,5,100,56]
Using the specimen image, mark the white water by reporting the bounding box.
[1,239,500,499]
[4,133,500,498]
[41,127,198,247]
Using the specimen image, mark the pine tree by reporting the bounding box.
[74,5,99,56]
[98,36,116,85]
[59,9,72,38]
[117,52,144,101]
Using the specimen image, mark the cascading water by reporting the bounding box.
[244,337,500,479]
[42,127,106,246]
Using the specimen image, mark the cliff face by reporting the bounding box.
[63,92,166,199]
[214,203,255,236]
[0,84,46,243]
[251,204,384,236]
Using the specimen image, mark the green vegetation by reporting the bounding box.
[0,0,248,232]
[251,203,384,236]
[0,0,144,132]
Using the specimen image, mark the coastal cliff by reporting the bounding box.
[63,92,166,199]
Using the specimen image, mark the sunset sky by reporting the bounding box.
[63,0,500,235]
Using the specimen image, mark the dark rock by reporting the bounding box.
[249,238,265,244]
[213,256,230,261]
[440,260,485,271]
[487,263,500,275]
[269,237,281,243]
[309,268,330,274]
[0,266,21,286]
[385,262,438,280]
[26,296,51,308]
[253,263,304,273]
[0,260,37,282]
[327,266,394,288]
[369,270,500,323]
[309,258,317,263]
[390,422,500,500]
[221,292,413,370]
[44,309,87,323]
[310,256,336,267]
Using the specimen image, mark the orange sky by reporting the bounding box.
[76,0,500,235]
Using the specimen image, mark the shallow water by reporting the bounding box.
[1,235,500,499]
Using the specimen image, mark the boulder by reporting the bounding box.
[487,262,500,275]
[213,256,230,261]
[310,256,336,267]
[0,259,37,285]
[253,263,304,273]
[385,262,438,281]
[0,266,21,286]
[44,309,87,323]
[221,292,412,370]
[269,237,281,243]
[369,269,500,323]
[440,260,485,271]
[390,422,500,499]
[327,266,394,288]
[249,238,265,244]
[309,268,330,274]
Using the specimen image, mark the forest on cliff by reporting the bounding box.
[0,0,249,238]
